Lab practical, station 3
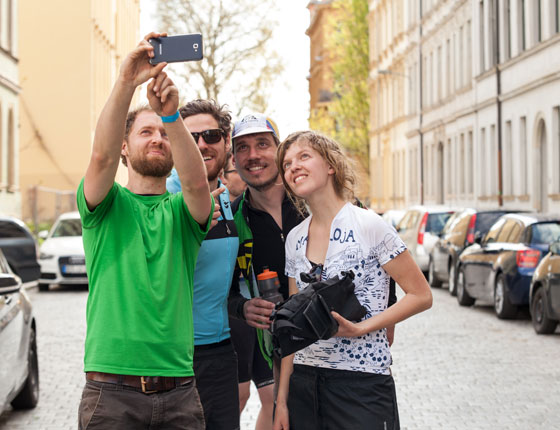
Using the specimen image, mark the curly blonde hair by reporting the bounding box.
[276,130,356,213]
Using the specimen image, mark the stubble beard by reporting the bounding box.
[244,171,279,192]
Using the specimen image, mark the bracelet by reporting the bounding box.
[161,111,180,123]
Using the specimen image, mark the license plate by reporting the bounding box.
[62,265,86,274]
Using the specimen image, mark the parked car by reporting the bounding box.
[529,240,560,334]
[0,215,41,284]
[456,213,560,319]
[396,206,455,274]
[382,209,406,228]
[429,208,515,294]
[0,248,39,412]
[38,212,86,291]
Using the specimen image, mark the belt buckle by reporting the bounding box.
[140,376,158,394]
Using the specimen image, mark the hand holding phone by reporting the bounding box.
[149,34,203,65]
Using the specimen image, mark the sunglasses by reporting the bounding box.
[191,129,225,144]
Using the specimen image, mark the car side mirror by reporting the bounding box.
[38,230,49,240]
[0,274,21,294]
[474,232,483,244]
[549,241,560,255]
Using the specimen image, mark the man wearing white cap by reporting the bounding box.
[228,113,305,429]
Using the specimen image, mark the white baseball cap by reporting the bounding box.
[232,113,280,140]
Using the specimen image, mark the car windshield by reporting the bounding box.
[426,212,453,234]
[52,219,82,238]
[529,222,560,245]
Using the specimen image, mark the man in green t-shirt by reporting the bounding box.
[76,32,216,430]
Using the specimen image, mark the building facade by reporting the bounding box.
[307,0,336,118]
[0,0,20,217]
[18,0,140,224]
[369,0,560,214]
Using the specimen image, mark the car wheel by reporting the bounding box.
[38,283,49,292]
[494,274,517,319]
[448,262,457,296]
[428,259,442,288]
[11,326,39,409]
[531,287,558,334]
[456,267,475,306]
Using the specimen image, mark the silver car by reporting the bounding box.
[0,249,39,412]
[396,206,455,273]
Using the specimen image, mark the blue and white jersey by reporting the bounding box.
[285,202,406,374]
[167,169,239,345]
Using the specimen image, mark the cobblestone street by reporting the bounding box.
[1,285,559,429]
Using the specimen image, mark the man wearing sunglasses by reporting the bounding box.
[166,100,241,429]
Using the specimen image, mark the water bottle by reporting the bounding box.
[257,267,284,305]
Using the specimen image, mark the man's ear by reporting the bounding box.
[121,141,129,159]
[225,134,231,153]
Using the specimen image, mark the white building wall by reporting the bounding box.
[0,0,20,217]
[369,0,560,213]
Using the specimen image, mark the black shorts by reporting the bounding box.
[229,317,274,388]
[193,339,240,429]
[288,364,400,430]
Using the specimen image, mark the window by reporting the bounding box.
[437,45,442,101]
[460,133,465,194]
[519,0,526,51]
[459,26,464,87]
[480,128,486,196]
[446,139,452,197]
[7,109,15,191]
[555,107,560,192]
[504,120,513,195]
[480,0,486,72]
[446,39,451,96]
[485,217,507,243]
[468,131,474,193]
[497,219,517,242]
[488,0,496,66]
[490,125,497,196]
[0,221,29,238]
[504,0,512,60]
[556,0,560,33]
[519,117,527,195]
[52,219,83,238]
[466,20,473,82]
[537,0,543,43]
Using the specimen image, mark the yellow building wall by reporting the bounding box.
[18,0,139,223]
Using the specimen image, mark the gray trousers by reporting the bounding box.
[78,377,205,430]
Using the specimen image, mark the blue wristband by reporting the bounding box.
[161,111,180,123]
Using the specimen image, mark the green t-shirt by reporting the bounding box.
[77,179,211,376]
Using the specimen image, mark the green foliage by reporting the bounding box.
[310,0,370,185]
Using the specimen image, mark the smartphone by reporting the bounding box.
[149,34,203,65]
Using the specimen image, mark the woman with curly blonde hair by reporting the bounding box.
[273,130,432,430]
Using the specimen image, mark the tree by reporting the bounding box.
[309,0,370,197]
[156,0,283,115]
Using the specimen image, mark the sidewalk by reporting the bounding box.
[240,383,263,429]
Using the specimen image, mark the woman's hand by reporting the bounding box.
[273,401,290,430]
[331,311,367,337]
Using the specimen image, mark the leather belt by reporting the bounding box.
[86,372,193,394]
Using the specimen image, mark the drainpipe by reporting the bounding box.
[495,0,503,206]
[419,2,424,204]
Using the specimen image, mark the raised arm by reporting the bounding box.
[146,72,211,225]
[83,32,167,210]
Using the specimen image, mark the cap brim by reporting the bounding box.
[232,127,275,140]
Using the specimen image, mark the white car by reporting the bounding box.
[38,212,86,291]
[396,205,455,274]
